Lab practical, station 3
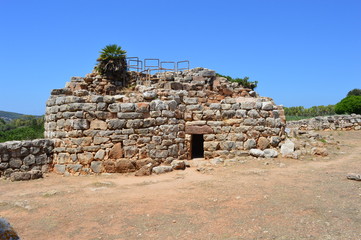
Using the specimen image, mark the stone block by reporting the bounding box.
[152,166,173,174]
[54,164,66,174]
[124,146,138,158]
[185,125,213,134]
[93,137,109,145]
[78,152,93,165]
[115,159,136,173]
[117,112,143,119]
[135,102,150,113]
[23,154,35,166]
[10,172,31,181]
[90,120,107,130]
[241,102,255,110]
[109,143,123,159]
[249,149,264,157]
[94,149,105,160]
[244,139,256,150]
[257,137,270,150]
[9,159,22,169]
[107,119,126,129]
[120,103,135,112]
[91,161,103,173]
[262,102,274,110]
[171,160,186,170]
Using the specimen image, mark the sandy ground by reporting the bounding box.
[1,131,361,240]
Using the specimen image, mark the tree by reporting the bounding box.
[347,88,361,97]
[335,95,361,114]
[95,44,128,84]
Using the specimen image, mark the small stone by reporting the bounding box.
[171,160,186,170]
[264,149,278,158]
[347,173,361,181]
[10,172,31,181]
[249,149,264,157]
[152,166,173,174]
[135,163,153,176]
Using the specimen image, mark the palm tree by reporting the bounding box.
[96,44,128,85]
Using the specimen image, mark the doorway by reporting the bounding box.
[191,134,204,158]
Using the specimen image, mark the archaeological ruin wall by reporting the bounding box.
[287,114,361,131]
[44,68,287,175]
[0,139,54,180]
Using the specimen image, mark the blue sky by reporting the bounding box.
[0,0,360,115]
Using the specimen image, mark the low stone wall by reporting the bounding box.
[0,139,54,180]
[286,114,361,131]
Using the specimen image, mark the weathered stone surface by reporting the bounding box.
[152,166,173,174]
[257,137,270,150]
[54,164,66,174]
[347,173,361,181]
[311,147,328,156]
[281,139,295,157]
[10,172,31,181]
[23,154,35,166]
[91,161,102,173]
[185,125,213,134]
[115,159,136,173]
[143,91,157,100]
[109,143,123,159]
[171,160,186,170]
[78,152,93,165]
[135,163,153,176]
[9,159,22,169]
[264,149,278,158]
[90,120,107,130]
[123,146,138,158]
[244,139,256,150]
[249,149,264,157]
[94,149,105,160]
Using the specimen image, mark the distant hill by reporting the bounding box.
[0,110,40,122]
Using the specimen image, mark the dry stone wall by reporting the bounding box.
[287,114,361,131]
[45,68,286,175]
[0,139,54,180]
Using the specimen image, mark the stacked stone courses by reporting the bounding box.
[287,114,361,131]
[45,67,286,175]
[0,139,54,180]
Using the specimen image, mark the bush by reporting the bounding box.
[335,95,361,114]
[216,73,258,90]
[347,88,361,97]
[95,44,128,82]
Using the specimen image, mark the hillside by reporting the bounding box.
[0,110,40,121]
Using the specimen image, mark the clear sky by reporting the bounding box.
[0,0,360,115]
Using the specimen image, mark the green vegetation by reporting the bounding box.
[0,115,44,143]
[347,88,361,97]
[0,110,27,121]
[216,73,258,90]
[284,105,336,121]
[335,95,361,114]
[95,44,128,82]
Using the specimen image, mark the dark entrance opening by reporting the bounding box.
[191,134,204,158]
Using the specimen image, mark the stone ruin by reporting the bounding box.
[43,67,287,175]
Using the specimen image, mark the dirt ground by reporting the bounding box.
[1,131,361,240]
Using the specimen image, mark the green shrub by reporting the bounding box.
[347,88,361,97]
[95,44,128,82]
[216,73,258,90]
[284,105,335,117]
[335,95,361,114]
